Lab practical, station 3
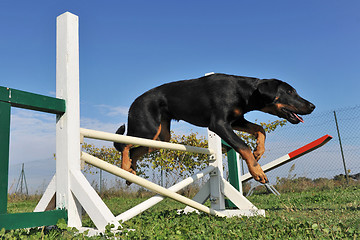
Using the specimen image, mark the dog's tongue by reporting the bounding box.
[293,113,304,123]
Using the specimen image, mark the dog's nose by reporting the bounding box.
[309,103,315,111]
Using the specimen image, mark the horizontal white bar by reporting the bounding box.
[80,128,214,155]
[116,165,216,222]
[81,152,225,217]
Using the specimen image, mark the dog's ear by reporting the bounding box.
[257,79,282,103]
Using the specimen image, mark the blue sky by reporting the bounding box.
[2,1,360,115]
[2,1,360,190]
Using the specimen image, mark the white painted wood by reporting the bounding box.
[183,180,210,214]
[77,227,126,237]
[233,152,243,194]
[221,178,260,210]
[116,165,215,222]
[81,152,226,217]
[259,154,291,174]
[207,130,225,210]
[192,180,211,204]
[80,128,214,155]
[216,209,266,217]
[56,12,82,228]
[34,175,56,212]
[70,170,120,231]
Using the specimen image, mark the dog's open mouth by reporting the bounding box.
[282,108,304,123]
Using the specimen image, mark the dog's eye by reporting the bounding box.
[287,89,296,94]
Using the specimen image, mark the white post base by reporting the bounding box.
[182,176,265,217]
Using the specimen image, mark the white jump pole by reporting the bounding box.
[80,128,214,155]
[36,12,121,233]
[81,152,226,217]
[55,12,82,227]
[208,130,225,210]
[116,164,216,222]
[56,12,121,232]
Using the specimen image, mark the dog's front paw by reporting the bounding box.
[248,161,268,184]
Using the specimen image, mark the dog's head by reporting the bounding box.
[257,79,315,124]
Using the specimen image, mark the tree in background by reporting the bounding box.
[141,131,209,185]
[82,144,121,174]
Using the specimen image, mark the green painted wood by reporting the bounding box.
[227,148,240,191]
[0,101,11,214]
[226,148,240,208]
[221,139,231,149]
[0,86,67,228]
[0,86,65,115]
[222,140,241,208]
[221,140,240,190]
[0,209,68,230]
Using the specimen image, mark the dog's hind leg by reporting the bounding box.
[121,120,170,186]
[121,144,136,175]
[113,125,136,175]
[129,119,171,171]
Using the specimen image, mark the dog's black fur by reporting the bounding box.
[114,73,315,183]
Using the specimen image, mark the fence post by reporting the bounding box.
[207,130,225,210]
[56,12,83,227]
[333,111,350,183]
[0,101,11,214]
[99,169,103,193]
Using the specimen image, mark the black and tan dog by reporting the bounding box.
[114,73,315,184]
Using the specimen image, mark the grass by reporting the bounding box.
[6,194,42,214]
[115,186,360,239]
[2,181,360,239]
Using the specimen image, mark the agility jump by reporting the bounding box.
[0,12,332,234]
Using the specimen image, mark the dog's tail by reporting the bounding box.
[114,124,126,152]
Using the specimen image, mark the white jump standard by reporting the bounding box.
[34,12,264,233]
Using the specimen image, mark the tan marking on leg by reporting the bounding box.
[233,122,266,161]
[147,124,163,153]
[122,144,135,186]
[153,124,162,140]
[121,144,135,174]
[233,108,242,117]
[253,130,266,161]
[159,120,171,142]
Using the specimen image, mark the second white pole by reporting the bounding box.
[81,152,226,218]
